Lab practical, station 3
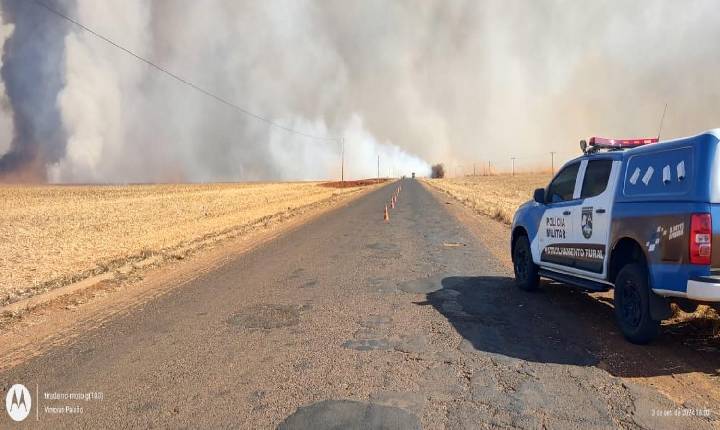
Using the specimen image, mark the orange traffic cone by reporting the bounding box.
[391,197,395,209]
[384,205,390,221]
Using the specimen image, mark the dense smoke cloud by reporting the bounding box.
[0,0,70,182]
[1,0,720,182]
[0,12,13,157]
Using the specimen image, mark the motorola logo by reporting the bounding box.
[5,384,31,422]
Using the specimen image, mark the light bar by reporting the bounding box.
[588,137,658,148]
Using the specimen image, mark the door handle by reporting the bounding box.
[563,211,571,216]
[595,208,606,214]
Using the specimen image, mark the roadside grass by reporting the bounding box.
[424,173,551,225]
[0,182,371,306]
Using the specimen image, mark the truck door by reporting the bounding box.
[538,161,582,270]
[573,159,618,278]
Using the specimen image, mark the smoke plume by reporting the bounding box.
[1,0,720,182]
[0,0,71,182]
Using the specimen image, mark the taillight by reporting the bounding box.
[689,213,712,265]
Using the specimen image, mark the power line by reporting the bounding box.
[29,0,338,142]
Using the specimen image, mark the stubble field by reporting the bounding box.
[424,173,552,224]
[1,181,373,306]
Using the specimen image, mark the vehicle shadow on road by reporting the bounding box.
[422,276,719,378]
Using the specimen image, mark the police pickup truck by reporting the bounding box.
[511,130,720,343]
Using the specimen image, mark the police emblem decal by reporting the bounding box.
[581,207,593,239]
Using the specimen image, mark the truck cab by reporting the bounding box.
[511,130,720,343]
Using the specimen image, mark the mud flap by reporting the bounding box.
[648,290,672,321]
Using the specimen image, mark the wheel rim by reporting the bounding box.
[515,245,529,281]
[620,279,642,328]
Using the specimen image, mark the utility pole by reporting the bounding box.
[511,157,516,176]
[377,155,380,182]
[473,163,476,176]
[488,160,491,176]
[550,151,556,174]
[340,138,345,183]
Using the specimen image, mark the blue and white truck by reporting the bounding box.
[511,130,720,343]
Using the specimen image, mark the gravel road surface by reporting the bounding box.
[1,179,716,429]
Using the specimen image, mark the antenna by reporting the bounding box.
[656,103,668,141]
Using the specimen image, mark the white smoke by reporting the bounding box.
[267,114,430,180]
[50,1,151,182]
[48,0,432,182]
[0,12,13,156]
[3,0,720,181]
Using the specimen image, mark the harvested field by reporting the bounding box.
[424,173,551,224]
[320,179,389,188]
[0,182,373,305]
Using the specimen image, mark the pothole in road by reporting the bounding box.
[354,328,380,338]
[286,268,305,280]
[226,304,300,329]
[278,399,420,430]
[394,335,430,354]
[398,274,446,294]
[341,338,392,351]
[359,315,392,328]
[299,280,317,289]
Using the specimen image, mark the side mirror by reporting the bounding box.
[533,188,545,204]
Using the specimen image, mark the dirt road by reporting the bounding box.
[1,179,717,428]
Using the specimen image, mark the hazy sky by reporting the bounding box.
[1,0,719,182]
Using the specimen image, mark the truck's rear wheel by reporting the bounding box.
[614,263,660,344]
[513,235,539,291]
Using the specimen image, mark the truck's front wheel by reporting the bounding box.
[513,235,539,291]
[614,263,660,344]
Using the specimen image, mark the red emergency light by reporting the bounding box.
[588,137,658,149]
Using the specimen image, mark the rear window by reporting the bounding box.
[581,160,613,198]
[624,147,692,198]
[546,162,580,203]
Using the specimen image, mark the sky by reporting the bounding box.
[1,0,719,182]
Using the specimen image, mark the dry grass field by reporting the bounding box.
[0,182,373,305]
[425,173,552,224]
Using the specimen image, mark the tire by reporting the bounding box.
[614,263,660,344]
[513,235,539,291]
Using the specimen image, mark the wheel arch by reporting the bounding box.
[608,237,648,284]
[511,226,529,261]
